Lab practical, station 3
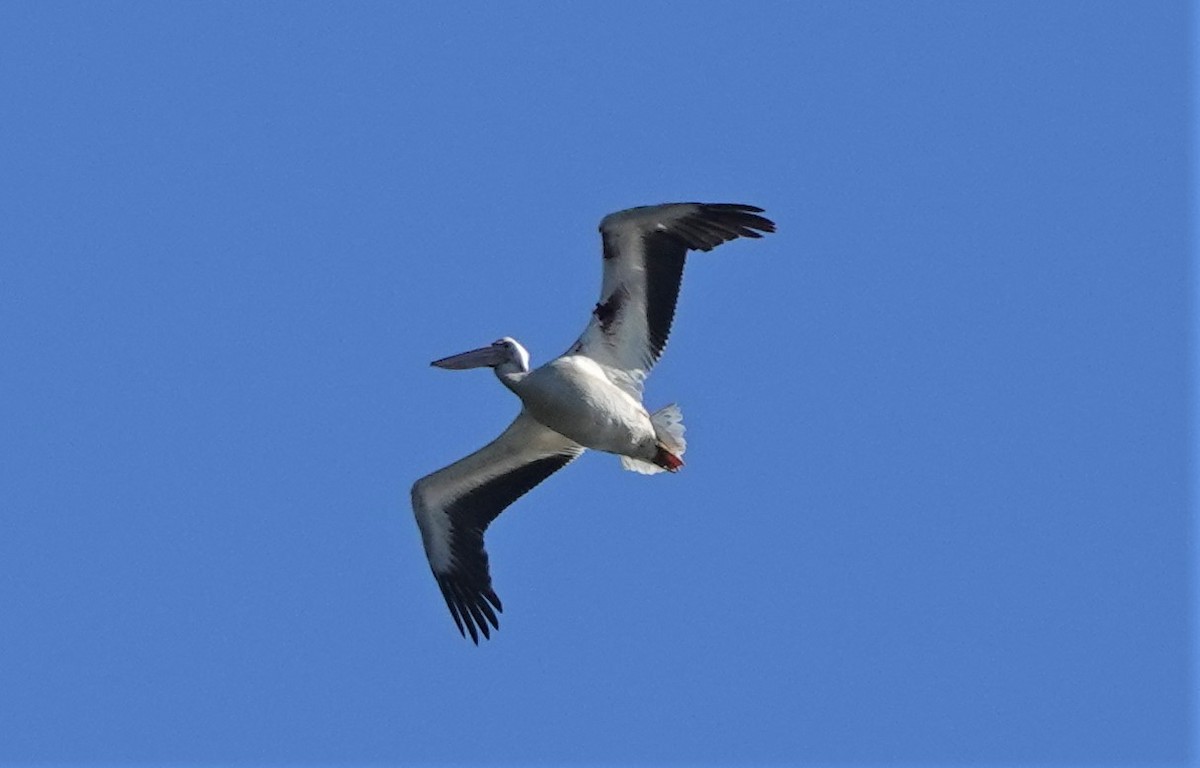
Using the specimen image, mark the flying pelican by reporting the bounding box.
[412,202,775,642]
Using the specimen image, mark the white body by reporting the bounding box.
[509,355,659,461]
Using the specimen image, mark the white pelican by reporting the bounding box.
[412,202,775,642]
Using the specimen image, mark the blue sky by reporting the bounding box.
[0,1,1192,765]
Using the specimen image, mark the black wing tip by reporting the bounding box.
[601,202,775,232]
[659,203,775,252]
[703,202,766,213]
[695,202,776,235]
[437,573,502,644]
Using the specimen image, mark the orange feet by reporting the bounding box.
[653,445,685,472]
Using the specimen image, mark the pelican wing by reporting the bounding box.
[412,411,584,642]
[569,203,775,396]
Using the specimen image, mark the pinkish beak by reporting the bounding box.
[430,344,506,370]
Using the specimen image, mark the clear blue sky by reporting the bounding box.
[0,1,1192,764]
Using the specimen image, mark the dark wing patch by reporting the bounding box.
[640,233,688,362]
[643,204,772,360]
[594,286,626,330]
[635,204,775,365]
[437,453,574,643]
[602,231,620,260]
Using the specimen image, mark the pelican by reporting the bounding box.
[412,202,775,642]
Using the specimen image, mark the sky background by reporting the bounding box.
[0,1,1193,765]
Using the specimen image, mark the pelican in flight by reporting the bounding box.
[412,202,775,642]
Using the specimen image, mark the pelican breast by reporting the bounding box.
[518,355,656,455]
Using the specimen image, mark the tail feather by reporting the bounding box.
[620,455,664,474]
[651,403,686,455]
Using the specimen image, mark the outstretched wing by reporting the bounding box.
[568,203,775,397]
[412,411,584,643]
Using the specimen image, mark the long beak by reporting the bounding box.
[430,344,504,370]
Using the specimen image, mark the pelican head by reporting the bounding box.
[431,337,531,377]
